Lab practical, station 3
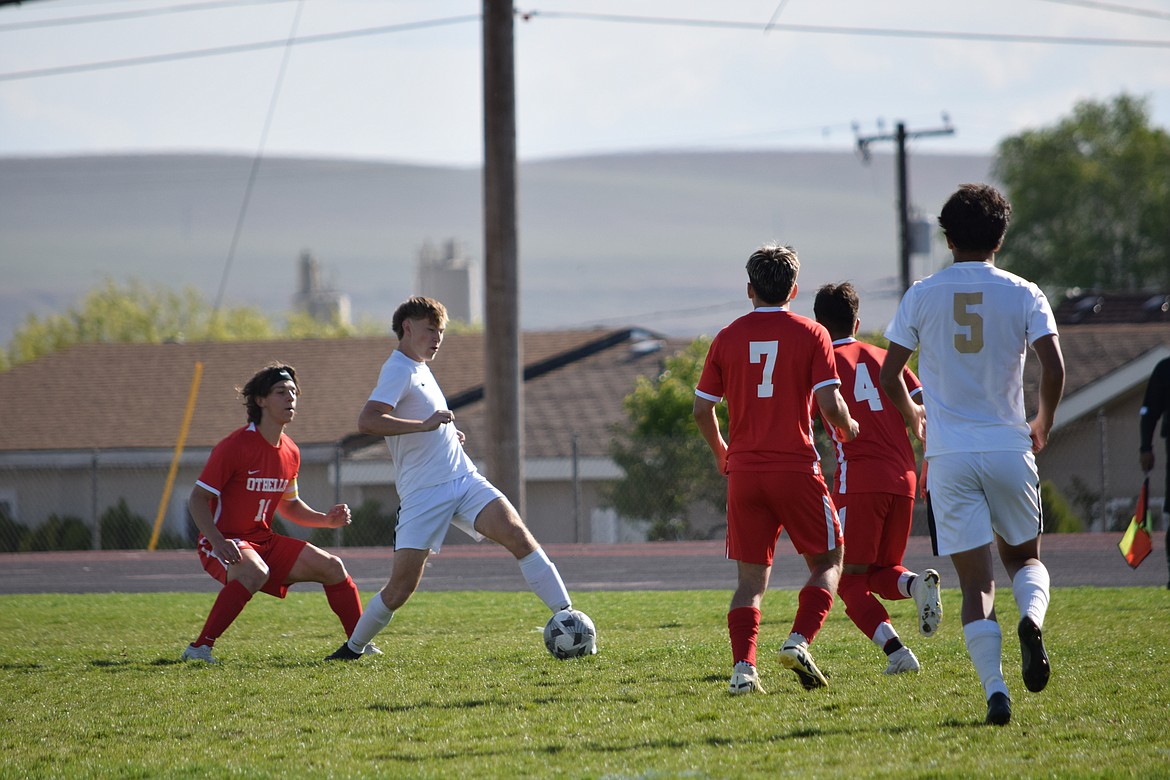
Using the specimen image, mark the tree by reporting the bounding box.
[994,94,1170,291]
[606,338,727,540]
[1,278,390,370]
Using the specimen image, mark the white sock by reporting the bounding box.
[963,619,1008,699]
[898,571,914,599]
[1012,562,1051,628]
[871,621,897,650]
[518,547,571,611]
[347,592,395,651]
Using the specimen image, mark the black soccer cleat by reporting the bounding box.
[985,692,1011,726]
[1018,617,1050,693]
[325,641,363,661]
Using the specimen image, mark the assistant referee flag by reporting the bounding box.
[1119,478,1153,569]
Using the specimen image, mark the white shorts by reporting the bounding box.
[395,472,505,553]
[926,450,1042,556]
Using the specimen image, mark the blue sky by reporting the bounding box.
[2,0,1169,165]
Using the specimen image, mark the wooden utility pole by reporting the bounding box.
[482,1,525,515]
[856,118,954,293]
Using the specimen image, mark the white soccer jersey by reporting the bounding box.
[885,261,1058,457]
[369,350,477,497]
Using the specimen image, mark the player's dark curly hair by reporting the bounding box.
[938,183,1012,253]
[392,296,448,339]
[813,282,859,338]
[746,243,800,305]
[240,363,299,424]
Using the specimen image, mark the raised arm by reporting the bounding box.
[278,497,352,529]
[357,399,454,437]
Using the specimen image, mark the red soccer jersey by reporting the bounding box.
[821,338,919,496]
[696,308,840,473]
[194,424,300,545]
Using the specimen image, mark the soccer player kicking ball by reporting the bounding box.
[326,296,576,661]
[813,282,942,676]
[694,244,858,694]
[880,184,1064,726]
[183,364,364,664]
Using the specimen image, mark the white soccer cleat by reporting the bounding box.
[912,569,943,637]
[883,645,921,675]
[728,661,766,694]
[181,643,219,664]
[362,642,384,656]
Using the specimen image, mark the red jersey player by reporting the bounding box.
[694,243,858,694]
[181,363,366,663]
[813,282,942,677]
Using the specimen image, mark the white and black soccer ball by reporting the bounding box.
[543,608,597,659]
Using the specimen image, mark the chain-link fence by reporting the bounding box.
[1,420,1163,552]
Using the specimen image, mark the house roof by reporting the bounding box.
[1024,323,1170,425]
[6,320,1161,460]
[0,329,690,458]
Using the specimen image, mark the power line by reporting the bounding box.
[0,14,480,82]
[4,6,1170,84]
[0,0,294,33]
[213,0,303,314]
[520,10,1170,49]
[1034,0,1170,23]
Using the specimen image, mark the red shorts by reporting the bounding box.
[835,492,914,567]
[197,534,308,598]
[727,470,841,565]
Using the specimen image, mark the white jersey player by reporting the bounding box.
[879,184,1065,727]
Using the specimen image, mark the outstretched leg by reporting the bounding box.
[475,498,571,611]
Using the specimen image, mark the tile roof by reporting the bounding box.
[1024,323,1170,414]
[0,330,667,453]
[4,322,1162,458]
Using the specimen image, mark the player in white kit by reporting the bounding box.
[879,184,1065,726]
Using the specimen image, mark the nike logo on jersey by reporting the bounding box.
[248,469,260,475]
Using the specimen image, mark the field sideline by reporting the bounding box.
[2,533,1167,595]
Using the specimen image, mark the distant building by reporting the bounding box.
[417,239,479,324]
[293,250,351,325]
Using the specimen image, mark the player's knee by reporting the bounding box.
[321,553,348,583]
[235,561,269,591]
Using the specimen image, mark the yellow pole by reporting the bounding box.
[150,361,203,551]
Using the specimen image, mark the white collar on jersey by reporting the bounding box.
[831,336,857,346]
[753,306,789,312]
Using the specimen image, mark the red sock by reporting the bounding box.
[838,572,891,639]
[728,606,761,666]
[194,579,253,647]
[324,576,363,636]
[790,586,833,644]
[867,565,910,601]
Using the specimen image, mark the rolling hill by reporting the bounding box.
[0,149,993,344]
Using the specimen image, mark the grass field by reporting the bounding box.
[1,587,1168,779]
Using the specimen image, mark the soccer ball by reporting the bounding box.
[543,608,597,659]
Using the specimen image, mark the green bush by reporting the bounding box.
[0,506,29,552]
[21,514,92,551]
[100,498,152,549]
[1041,480,1084,533]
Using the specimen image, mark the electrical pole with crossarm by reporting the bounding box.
[856,117,955,294]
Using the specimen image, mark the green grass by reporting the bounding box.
[1,588,1168,779]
